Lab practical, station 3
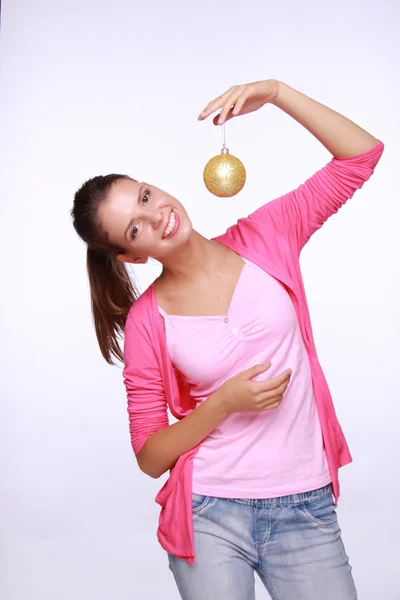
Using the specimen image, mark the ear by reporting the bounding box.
[117,253,149,265]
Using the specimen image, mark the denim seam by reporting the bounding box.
[168,557,189,599]
[299,502,338,526]
[191,495,212,514]
[256,568,280,600]
[210,484,333,508]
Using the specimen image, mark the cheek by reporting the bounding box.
[178,213,193,236]
[134,228,161,252]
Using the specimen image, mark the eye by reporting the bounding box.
[143,190,150,203]
[131,224,139,239]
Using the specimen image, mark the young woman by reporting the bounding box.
[71,80,383,599]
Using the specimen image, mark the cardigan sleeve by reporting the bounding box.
[248,141,384,254]
[123,312,169,456]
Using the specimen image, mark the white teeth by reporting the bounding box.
[163,211,176,238]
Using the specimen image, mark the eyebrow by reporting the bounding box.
[124,183,144,241]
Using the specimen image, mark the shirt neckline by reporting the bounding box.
[157,257,247,320]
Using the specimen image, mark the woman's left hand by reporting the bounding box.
[198,80,280,126]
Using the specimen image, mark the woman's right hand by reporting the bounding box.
[218,362,292,415]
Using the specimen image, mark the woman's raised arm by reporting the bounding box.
[199,79,380,158]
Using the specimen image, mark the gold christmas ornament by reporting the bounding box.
[203,123,246,198]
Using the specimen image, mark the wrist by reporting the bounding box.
[207,388,231,421]
[270,80,286,106]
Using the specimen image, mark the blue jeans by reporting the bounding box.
[168,484,357,599]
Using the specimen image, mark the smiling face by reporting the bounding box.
[98,178,193,264]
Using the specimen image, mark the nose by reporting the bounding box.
[150,208,164,230]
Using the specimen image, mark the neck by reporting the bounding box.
[159,230,228,284]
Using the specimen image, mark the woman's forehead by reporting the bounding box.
[98,180,142,238]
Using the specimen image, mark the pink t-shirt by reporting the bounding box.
[158,257,331,498]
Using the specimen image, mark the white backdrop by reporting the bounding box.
[1,1,399,599]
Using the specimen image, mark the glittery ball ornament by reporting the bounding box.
[203,148,246,198]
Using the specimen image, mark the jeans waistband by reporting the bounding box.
[222,484,333,508]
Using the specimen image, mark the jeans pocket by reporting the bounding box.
[300,492,338,526]
[192,493,212,514]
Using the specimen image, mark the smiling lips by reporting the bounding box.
[162,210,178,239]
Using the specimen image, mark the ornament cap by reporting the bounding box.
[221,145,229,154]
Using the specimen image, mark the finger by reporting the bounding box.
[262,400,281,411]
[198,87,235,120]
[198,97,223,119]
[244,362,272,380]
[259,378,289,401]
[258,394,284,410]
[198,98,224,121]
[253,369,292,393]
[253,395,283,412]
[213,88,249,124]
[218,88,243,125]
[266,375,291,396]
[231,90,249,116]
[212,107,235,126]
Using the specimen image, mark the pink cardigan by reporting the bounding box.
[123,141,384,564]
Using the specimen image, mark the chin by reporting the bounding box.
[158,222,192,261]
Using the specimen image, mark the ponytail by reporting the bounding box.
[71,173,140,366]
[86,247,139,365]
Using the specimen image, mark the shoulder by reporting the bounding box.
[127,284,153,321]
[125,284,157,347]
[213,207,284,250]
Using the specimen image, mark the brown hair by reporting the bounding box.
[71,174,139,365]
